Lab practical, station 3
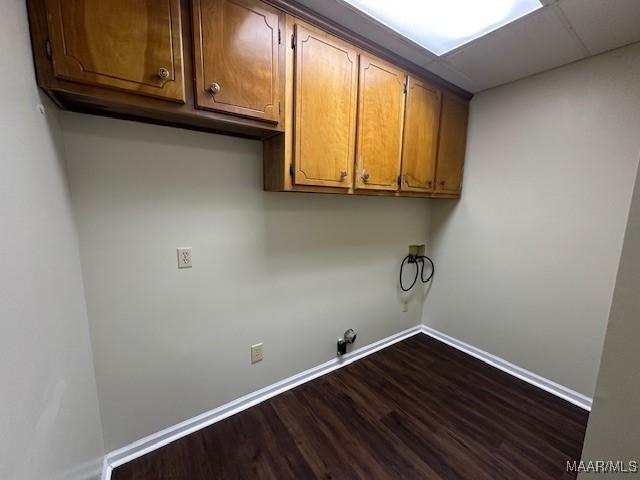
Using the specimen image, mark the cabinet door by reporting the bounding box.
[435,92,469,195]
[401,77,441,193]
[355,55,406,191]
[293,25,358,188]
[45,0,185,102]
[192,0,281,123]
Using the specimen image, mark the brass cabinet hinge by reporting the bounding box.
[45,39,52,59]
[291,31,296,49]
[397,175,402,187]
[403,79,407,94]
[278,28,281,45]
[289,163,294,176]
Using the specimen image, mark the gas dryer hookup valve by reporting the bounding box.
[337,328,357,356]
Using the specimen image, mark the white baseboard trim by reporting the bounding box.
[420,325,593,411]
[101,458,112,480]
[102,325,423,480]
[102,323,592,479]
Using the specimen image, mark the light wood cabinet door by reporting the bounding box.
[355,55,406,191]
[45,0,185,102]
[401,77,441,193]
[435,92,469,195]
[192,0,281,123]
[293,25,359,188]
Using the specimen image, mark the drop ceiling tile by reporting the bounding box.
[293,0,437,66]
[445,7,585,91]
[558,0,640,55]
[423,60,481,93]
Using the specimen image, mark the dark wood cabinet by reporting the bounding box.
[192,0,283,123]
[45,0,185,102]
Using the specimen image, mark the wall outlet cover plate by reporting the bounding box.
[177,247,192,269]
[409,244,425,258]
[251,343,263,364]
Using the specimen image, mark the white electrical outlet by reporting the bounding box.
[251,343,263,364]
[177,247,192,269]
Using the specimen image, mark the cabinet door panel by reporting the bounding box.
[45,0,185,102]
[193,0,281,123]
[293,25,358,188]
[355,56,406,191]
[401,77,441,193]
[435,92,469,194]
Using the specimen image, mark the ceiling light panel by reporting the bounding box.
[342,0,543,55]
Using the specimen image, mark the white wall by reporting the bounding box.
[62,114,430,450]
[424,42,640,397]
[578,159,640,478]
[0,2,105,479]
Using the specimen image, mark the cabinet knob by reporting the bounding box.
[339,170,348,180]
[361,170,370,182]
[157,67,170,80]
[427,180,433,187]
[439,180,446,186]
[210,82,221,95]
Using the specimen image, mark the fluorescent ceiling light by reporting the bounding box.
[342,0,543,56]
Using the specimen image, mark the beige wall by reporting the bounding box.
[0,1,104,479]
[579,160,640,478]
[423,43,640,396]
[62,114,430,450]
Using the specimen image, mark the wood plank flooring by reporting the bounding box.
[112,334,588,480]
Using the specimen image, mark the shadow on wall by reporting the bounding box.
[60,111,434,449]
[261,193,432,270]
[61,112,432,274]
[62,111,438,323]
[428,198,460,252]
[261,192,435,315]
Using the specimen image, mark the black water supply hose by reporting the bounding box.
[399,254,435,292]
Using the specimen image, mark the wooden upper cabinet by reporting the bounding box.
[192,0,282,123]
[292,25,358,188]
[30,0,471,196]
[355,55,406,191]
[44,0,185,102]
[401,77,441,193]
[435,92,469,195]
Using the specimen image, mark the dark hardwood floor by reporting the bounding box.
[112,334,588,480]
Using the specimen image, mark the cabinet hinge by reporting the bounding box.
[291,32,296,49]
[397,175,402,187]
[289,163,294,177]
[403,79,407,94]
[45,40,52,59]
[278,28,281,45]
[278,101,281,115]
